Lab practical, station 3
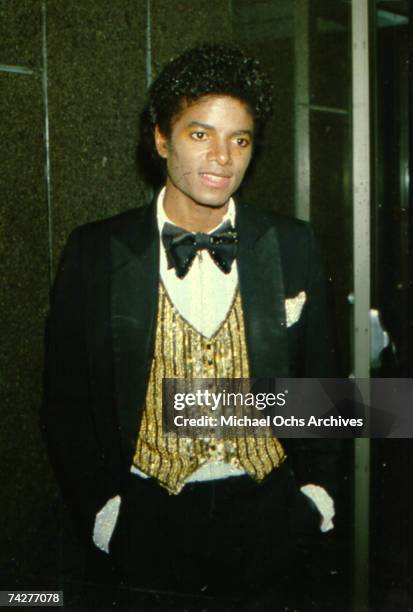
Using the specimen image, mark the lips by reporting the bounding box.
[199,172,232,189]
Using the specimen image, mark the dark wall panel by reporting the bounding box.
[47,0,147,270]
[151,0,232,79]
[0,0,42,69]
[0,72,56,586]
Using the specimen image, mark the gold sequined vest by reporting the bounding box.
[133,283,285,494]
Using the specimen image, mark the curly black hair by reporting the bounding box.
[139,44,273,182]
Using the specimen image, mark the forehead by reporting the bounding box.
[171,94,254,131]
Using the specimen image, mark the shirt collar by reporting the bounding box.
[156,186,236,234]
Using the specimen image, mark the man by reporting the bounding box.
[42,45,335,609]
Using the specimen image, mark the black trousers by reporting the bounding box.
[109,460,320,603]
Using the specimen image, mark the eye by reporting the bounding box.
[191,131,207,141]
[235,137,250,148]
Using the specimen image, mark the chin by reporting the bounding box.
[192,192,232,209]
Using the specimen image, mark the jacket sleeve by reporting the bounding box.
[286,223,342,494]
[41,227,113,544]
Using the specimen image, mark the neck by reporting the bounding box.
[162,186,229,232]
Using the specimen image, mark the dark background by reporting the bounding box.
[0,1,411,610]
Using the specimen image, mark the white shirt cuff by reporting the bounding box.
[300,484,335,532]
[92,495,121,553]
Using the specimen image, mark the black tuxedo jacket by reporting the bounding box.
[41,199,336,541]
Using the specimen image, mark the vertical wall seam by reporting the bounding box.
[145,0,154,201]
[41,0,63,590]
[145,0,152,89]
[41,0,53,287]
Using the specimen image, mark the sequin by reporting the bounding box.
[133,282,285,494]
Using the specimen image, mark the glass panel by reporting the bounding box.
[371,3,411,609]
[373,12,409,376]
[309,0,350,109]
[310,110,352,374]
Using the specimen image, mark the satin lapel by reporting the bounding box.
[236,203,289,378]
[111,203,159,463]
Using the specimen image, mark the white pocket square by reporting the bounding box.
[285,291,306,327]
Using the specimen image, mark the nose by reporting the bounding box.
[207,138,232,166]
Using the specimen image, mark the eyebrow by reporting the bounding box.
[186,121,254,137]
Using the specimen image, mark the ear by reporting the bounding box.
[154,125,169,159]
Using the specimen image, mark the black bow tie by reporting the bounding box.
[161,219,238,279]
